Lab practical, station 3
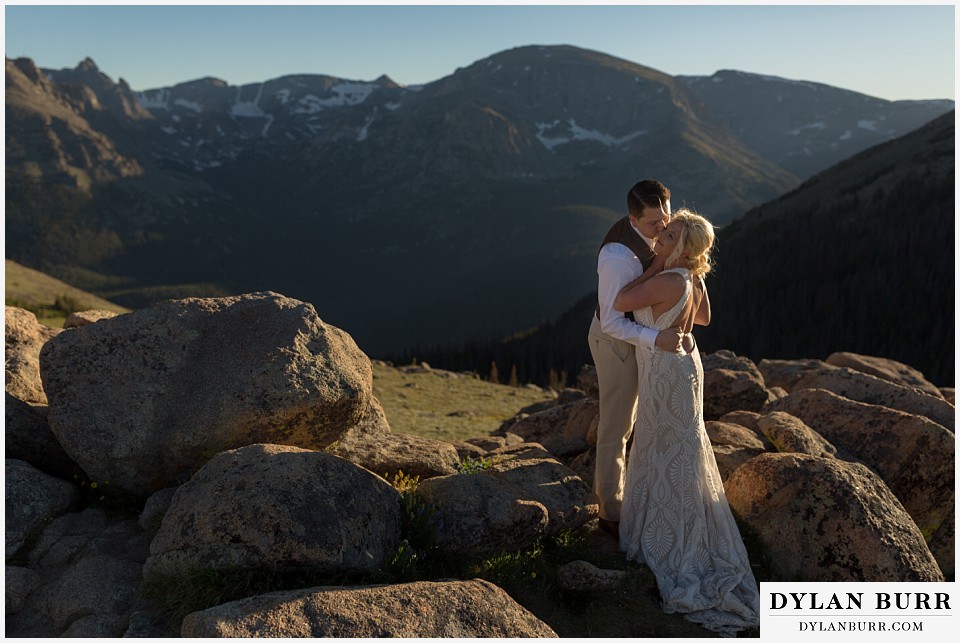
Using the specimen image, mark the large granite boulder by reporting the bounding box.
[39,292,372,495]
[757,358,830,393]
[764,389,954,548]
[794,366,955,430]
[5,306,61,404]
[825,351,944,399]
[180,579,558,637]
[418,473,550,558]
[495,398,597,458]
[418,443,597,558]
[143,444,401,582]
[486,443,599,535]
[726,453,943,582]
[6,459,78,561]
[702,350,774,419]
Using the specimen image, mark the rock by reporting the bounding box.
[717,410,761,433]
[418,473,550,558]
[826,351,944,399]
[40,292,372,495]
[5,306,60,404]
[757,411,837,458]
[329,430,461,481]
[495,398,597,458]
[63,309,118,328]
[180,579,558,637]
[702,350,774,419]
[138,487,178,535]
[62,613,130,638]
[577,365,599,398]
[124,610,181,638]
[6,566,39,614]
[419,444,597,556]
[757,358,830,393]
[25,508,149,571]
[38,555,142,635]
[486,443,599,535]
[557,388,588,405]
[6,508,151,638]
[143,444,401,582]
[349,395,392,435]
[927,504,954,580]
[941,387,955,405]
[794,366,955,430]
[4,393,78,478]
[710,444,763,481]
[566,449,596,488]
[768,386,789,400]
[726,453,943,582]
[556,560,627,592]
[449,440,490,460]
[765,389,954,551]
[464,435,521,453]
[5,459,78,560]
[704,421,767,451]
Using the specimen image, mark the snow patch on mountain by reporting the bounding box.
[317,82,378,107]
[232,84,266,118]
[535,119,646,151]
[788,122,827,135]
[174,99,203,113]
[137,90,170,110]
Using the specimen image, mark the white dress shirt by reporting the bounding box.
[596,222,659,348]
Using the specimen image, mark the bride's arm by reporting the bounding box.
[693,276,711,326]
[613,256,665,312]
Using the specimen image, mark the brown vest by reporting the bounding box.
[595,217,655,321]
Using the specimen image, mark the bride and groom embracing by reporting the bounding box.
[587,179,760,636]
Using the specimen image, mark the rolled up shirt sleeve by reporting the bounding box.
[597,244,659,348]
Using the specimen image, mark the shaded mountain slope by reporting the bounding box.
[408,111,955,387]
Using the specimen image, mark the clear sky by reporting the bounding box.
[2,2,956,102]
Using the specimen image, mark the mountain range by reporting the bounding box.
[5,45,954,357]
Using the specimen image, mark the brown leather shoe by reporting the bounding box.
[598,518,619,537]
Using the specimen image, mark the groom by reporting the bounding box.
[588,178,682,537]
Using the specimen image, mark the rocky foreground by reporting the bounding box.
[5,293,955,637]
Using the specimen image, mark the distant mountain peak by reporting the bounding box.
[77,57,100,72]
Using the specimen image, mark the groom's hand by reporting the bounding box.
[655,326,684,353]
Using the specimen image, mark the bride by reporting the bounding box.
[613,209,760,636]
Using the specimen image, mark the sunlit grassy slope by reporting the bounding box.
[371,361,556,442]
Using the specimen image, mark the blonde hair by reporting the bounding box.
[663,209,715,276]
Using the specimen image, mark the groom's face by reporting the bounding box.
[633,205,670,240]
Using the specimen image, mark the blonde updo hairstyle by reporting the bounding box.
[662,209,715,277]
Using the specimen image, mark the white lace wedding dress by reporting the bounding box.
[620,268,760,636]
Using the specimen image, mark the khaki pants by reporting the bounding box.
[587,315,638,522]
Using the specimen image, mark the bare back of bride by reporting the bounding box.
[613,210,760,636]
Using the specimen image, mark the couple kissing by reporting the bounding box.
[587,179,760,636]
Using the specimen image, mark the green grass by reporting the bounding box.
[371,361,555,442]
[5,258,130,328]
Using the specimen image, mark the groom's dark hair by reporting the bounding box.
[627,179,671,217]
